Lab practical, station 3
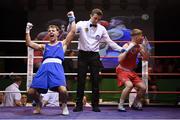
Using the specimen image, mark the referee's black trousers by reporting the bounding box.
[76,50,101,108]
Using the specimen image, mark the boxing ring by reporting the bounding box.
[0,106,180,119]
[0,40,180,119]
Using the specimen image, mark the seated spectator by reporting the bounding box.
[4,76,22,106]
[41,90,59,107]
[0,92,4,107]
[83,96,92,107]
[21,94,32,106]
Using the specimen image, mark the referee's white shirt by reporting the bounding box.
[76,20,123,52]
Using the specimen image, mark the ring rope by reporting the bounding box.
[0,40,180,43]
[0,72,180,76]
[0,56,28,59]
[1,56,180,59]
[1,40,180,96]
[1,91,180,94]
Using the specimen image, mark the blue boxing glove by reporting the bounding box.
[67,11,75,23]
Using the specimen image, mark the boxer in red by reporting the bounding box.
[116,29,149,112]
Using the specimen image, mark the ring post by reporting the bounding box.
[27,47,34,90]
[142,60,149,103]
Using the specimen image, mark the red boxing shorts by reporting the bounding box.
[116,66,142,87]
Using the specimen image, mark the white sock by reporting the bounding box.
[62,103,69,115]
[119,99,125,106]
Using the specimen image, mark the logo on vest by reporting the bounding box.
[95,35,101,41]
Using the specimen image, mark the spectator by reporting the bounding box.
[4,76,22,106]
[21,94,32,106]
[41,90,59,107]
[21,94,27,106]
[83,95,92,107]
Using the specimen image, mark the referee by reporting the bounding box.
[73,8,124,112]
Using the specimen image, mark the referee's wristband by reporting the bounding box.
[119,49,127,53]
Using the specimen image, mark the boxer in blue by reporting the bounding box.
[25,11,76,115]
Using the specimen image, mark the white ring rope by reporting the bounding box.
[0,40,180,43]
[0,56,28,59]
[1,91,180,94]
[0,40,78,43]
[1,56,180,59]
[0,72,180,76]
[0,90,90,93]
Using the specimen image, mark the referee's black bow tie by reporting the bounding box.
[90,24,97,27]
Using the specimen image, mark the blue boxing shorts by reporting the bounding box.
[30,58,66,93]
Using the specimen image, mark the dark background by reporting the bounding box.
[1,1,180,40]
[154,0,180,56]
[0,0,180,72]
